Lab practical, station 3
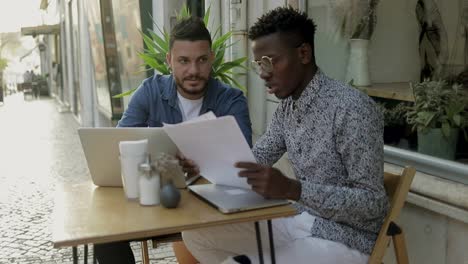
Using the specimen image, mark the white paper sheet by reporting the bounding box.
[163,115,255,189]
[163,111,217,126]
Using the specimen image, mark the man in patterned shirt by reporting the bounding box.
[180,6,389,264]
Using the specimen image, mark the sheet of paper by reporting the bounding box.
[185,111,217,123]
[163,116,255,189]
[163,111,217,127]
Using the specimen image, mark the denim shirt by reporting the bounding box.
[117,74,252,146]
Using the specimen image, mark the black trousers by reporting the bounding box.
[94,241,135,264]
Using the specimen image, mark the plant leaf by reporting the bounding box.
[203,5,211,26]
[140,30,157,54]
[177,4,191,20]
[218,72,246,94]
[212,32,232,51]
[216,58,248,74]
[138,52,169,74]
[417,111,436,127]
[113,87,138,98]
[441,122,451,138]
[148,30,169,53]
[453,114,461,127]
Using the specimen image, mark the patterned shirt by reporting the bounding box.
[253,70,389,254]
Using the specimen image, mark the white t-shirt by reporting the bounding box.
[177,92,204,121]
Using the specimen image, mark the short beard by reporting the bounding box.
[175,75,208,97]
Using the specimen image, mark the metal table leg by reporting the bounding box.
[72,246,78,264]
[267,220,276,264]
[84,244,88,264]
[254,221,264,264]
[93,244,97,264]
[255,220,276,264]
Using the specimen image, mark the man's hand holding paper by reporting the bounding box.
[235,162,289,199]
[176,151,200,179]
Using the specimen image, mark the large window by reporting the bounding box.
[111,0,147,101]
[307,0,468,183]
[87,0,124,119]
[88,0,112,116]
[69,0,81,117]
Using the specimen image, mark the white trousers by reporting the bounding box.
[183,212,369,264]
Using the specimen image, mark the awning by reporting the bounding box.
[21,24,60,36]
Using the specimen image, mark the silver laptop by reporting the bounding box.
[188,184,290,214]
[78,127,196,187]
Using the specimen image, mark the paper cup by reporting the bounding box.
[119,154,146,200]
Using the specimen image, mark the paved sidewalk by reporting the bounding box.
[0,93,177,264]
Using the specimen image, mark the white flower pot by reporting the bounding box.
[346,39,371,86]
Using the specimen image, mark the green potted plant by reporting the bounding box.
[377,102,409,145]
[406,80,468,159]
[114,4,247,98]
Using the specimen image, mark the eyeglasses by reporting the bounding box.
[250,43,305,75]
[251,56,274,75]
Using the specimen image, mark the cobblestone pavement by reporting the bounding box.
[0,93,177,264]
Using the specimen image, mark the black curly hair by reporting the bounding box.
[170,17,212,49]
[248,6,316,48]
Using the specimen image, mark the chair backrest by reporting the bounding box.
[368,166,416,263]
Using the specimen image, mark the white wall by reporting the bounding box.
[381,200,468,264]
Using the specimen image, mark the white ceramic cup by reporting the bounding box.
[119,154,146,200]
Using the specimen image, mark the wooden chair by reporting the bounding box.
[141,241,150,264]
[368,166,416,264]
[139,233,183,264]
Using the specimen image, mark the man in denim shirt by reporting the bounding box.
[95,16,252,264]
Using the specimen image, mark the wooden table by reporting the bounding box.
[357,82,415,102]
[52,181,297,263]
